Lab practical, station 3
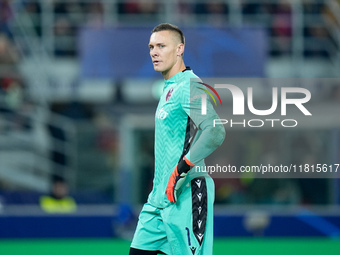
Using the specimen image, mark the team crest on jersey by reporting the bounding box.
[166,87,174,101]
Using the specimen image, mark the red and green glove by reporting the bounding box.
[166,156,195,203]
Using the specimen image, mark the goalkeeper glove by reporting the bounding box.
[166,156,195,203]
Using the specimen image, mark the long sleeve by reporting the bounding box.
[180,80,225,165]
[186,117,225,164]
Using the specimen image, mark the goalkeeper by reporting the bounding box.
[129,23,225,255]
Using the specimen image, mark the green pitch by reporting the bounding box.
[0,238,339,255]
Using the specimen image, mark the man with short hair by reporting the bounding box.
[129,23,225,255]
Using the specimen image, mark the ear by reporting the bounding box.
[177,43,185,56]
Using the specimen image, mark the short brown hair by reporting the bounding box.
[151,23,185,44]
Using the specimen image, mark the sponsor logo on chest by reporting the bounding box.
[156,108,169,120]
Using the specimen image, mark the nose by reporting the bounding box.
[150,48,158,58]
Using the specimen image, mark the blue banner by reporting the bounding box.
[79,26,267,79]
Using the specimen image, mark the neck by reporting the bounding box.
[162,59,186,80]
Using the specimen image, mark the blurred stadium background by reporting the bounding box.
[1,0,340,254]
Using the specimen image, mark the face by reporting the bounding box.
[149,30,183,77]
[53,181,68,199]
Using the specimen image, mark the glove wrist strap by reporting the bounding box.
[177,155,195,175]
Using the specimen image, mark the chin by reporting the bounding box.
[154,66,163,73]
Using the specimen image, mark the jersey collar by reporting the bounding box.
[164,66,192,89]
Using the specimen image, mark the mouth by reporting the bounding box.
[153,60,161,65]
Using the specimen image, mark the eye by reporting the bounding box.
[149,45,154,50]
[159,45,165,48]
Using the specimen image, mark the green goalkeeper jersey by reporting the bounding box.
[147,67,225,208]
